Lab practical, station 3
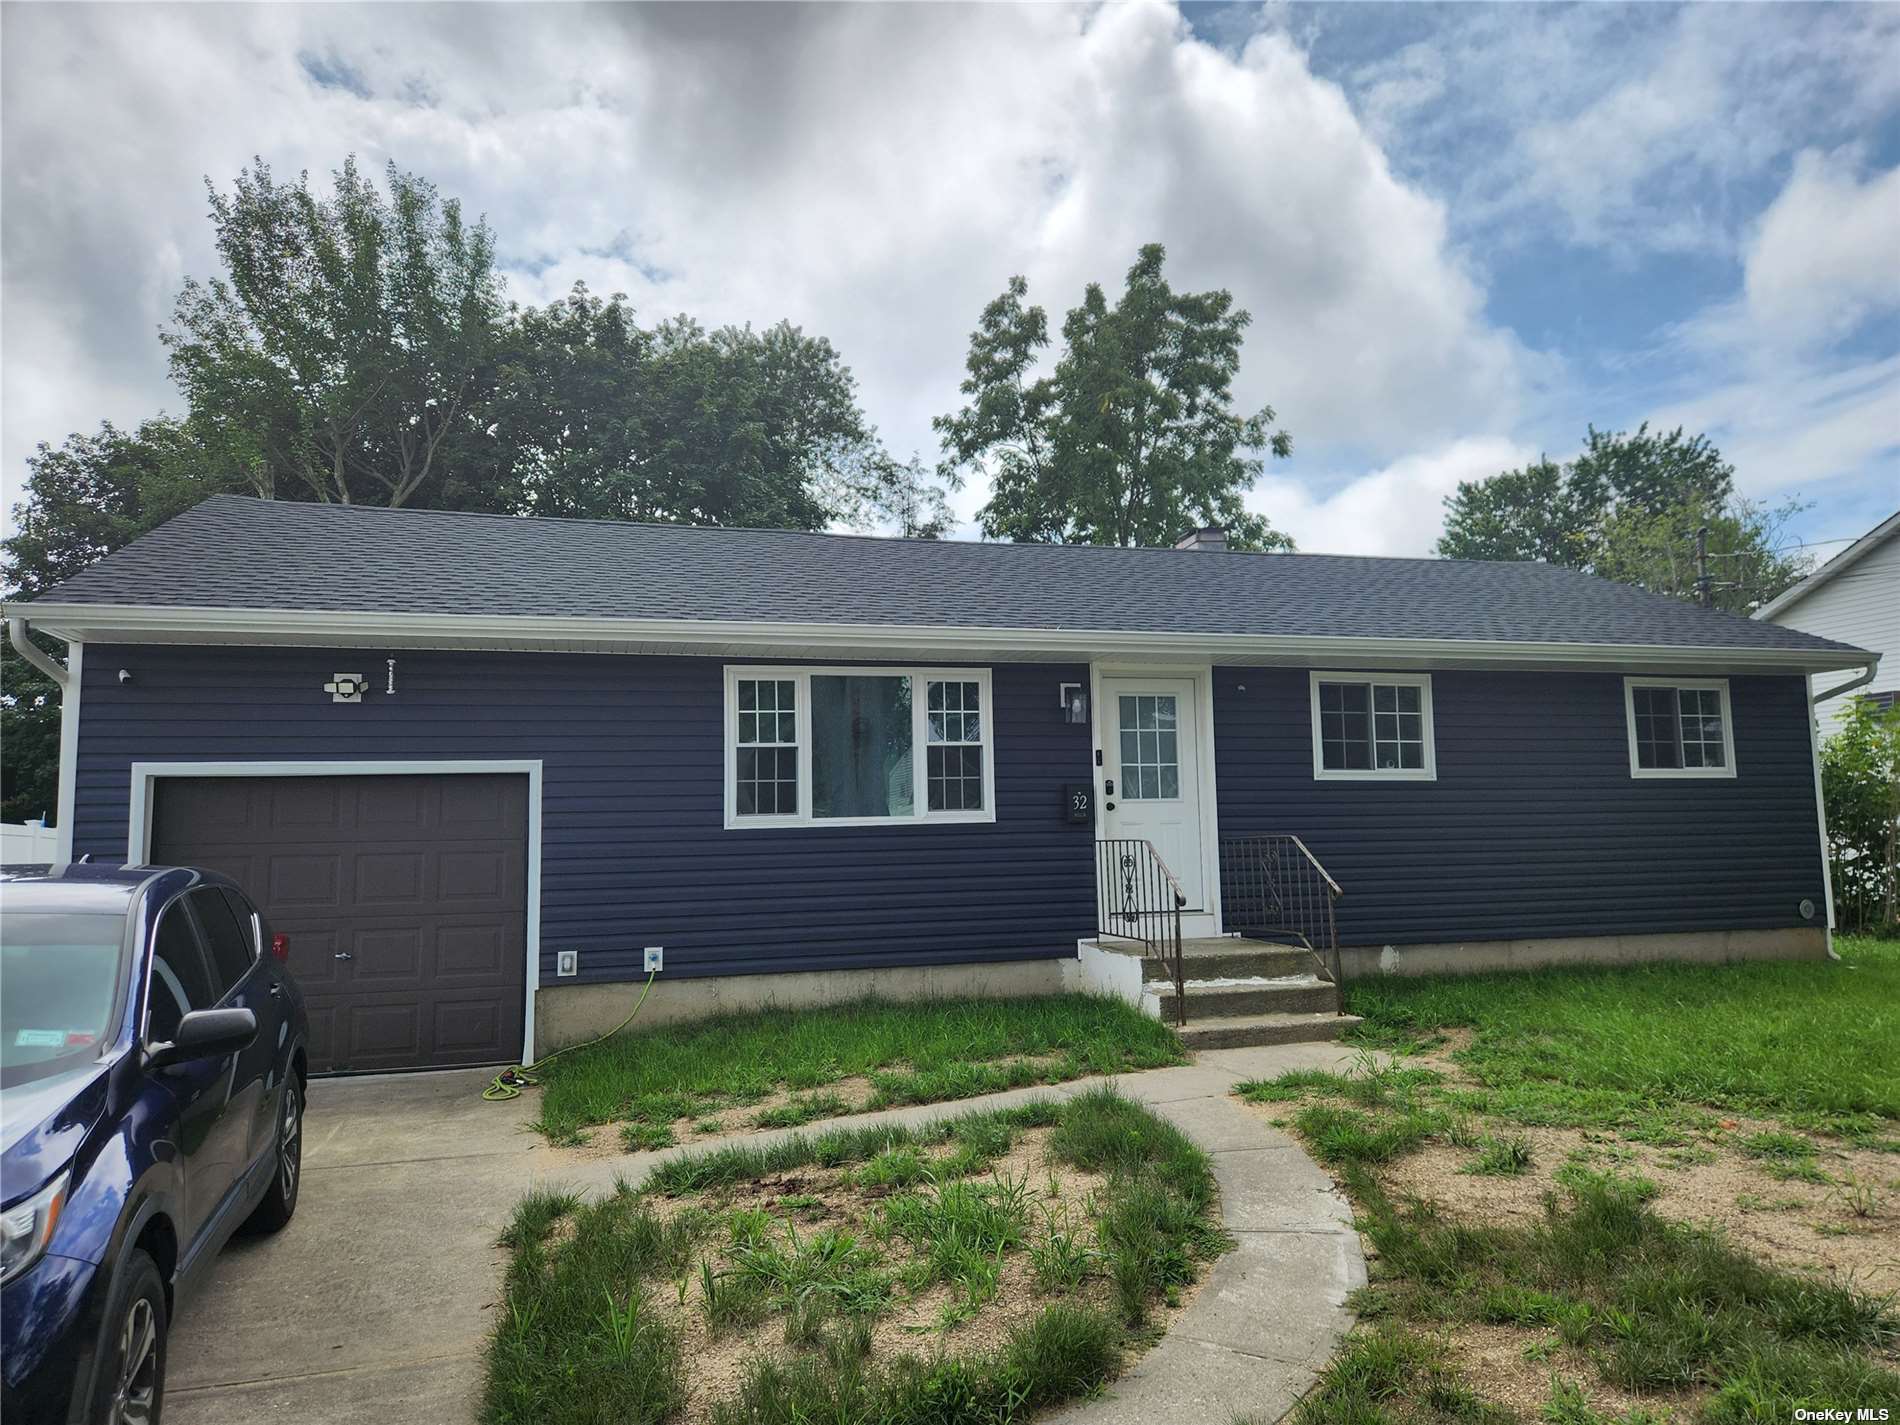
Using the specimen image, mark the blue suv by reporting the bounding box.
[1,864,309,1424]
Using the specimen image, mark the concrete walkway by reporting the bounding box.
[167,1043,1364,1425]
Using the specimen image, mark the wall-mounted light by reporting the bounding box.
[1059,682,1089,724]
[323,673,368,704]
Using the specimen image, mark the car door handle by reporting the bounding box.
[268,981,285,997]
[333,952,353,961]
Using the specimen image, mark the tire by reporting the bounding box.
[88,1248,166,1425]
[244,1074,303,1234]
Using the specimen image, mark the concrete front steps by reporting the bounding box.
[1144,937,1361,1051]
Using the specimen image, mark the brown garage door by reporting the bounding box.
[152,773,528,1073]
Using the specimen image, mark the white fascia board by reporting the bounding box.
[1755,509,1900,622]
[7,599,1879,675]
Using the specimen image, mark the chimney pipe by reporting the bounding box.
[1173,527,1227,553]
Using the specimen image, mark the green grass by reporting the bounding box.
[1339,936,1900,1136]
[488,1089,1226,1425]
[1291,1166,1899,1424]
[529,994,1184,1143]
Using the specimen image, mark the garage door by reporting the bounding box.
[151,773,529,1073]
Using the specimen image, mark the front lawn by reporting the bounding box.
[1340,935,1900,1136]
[1238,937,1900,1423]
[529,994,1185,1149]
[485,1087,1229,1425]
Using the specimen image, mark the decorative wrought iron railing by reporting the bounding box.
[1218,835,1345,994]
[1093,838,1187,1026]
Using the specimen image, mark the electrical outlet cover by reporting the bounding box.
[643,946,664,973]
[556,950,578,977]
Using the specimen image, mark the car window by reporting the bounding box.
[0,912,127,1087]
[190,887,255,998]
[148,903,216,1043]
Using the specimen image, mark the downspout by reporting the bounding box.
[1805,656,1880,962]
[7,616,69,689]
[7,616,79,861]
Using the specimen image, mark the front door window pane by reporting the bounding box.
[1119,694,1180,800]
[813,675,913,818]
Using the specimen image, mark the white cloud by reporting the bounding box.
[1246,435,1536,557]
[1743,150,1900,349]
[0,1,1526,537]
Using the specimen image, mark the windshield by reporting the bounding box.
[1,912,127,1086]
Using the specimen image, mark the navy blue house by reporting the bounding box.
[6,497,1877,1071]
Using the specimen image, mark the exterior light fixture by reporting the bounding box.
[323,673,368,704]
[1060,683,1088,724]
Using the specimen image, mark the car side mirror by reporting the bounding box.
[148,1007,258,1068]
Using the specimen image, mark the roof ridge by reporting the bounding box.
[198,495,1547,568]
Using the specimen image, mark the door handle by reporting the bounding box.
[1105,800,1116,810]
[334,952,353,961]
[268,982,285,997]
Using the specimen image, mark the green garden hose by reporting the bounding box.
[482,969,657,1101]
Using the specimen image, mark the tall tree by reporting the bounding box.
[936,244,1294,550]
[1438,424,1737,571]
[477,285,947,534]
[163,156,504,509]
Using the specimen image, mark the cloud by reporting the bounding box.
[1246,435,1536,557]
[0,1,1526,538]
[1743,150,1900,349]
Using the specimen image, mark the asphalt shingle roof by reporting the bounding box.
[22,495,1867,655]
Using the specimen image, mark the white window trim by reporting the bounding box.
[723,665,998,829]
[1308,671,1438,782]
[1623,676,1738,780]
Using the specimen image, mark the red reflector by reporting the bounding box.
[271,933,290,962]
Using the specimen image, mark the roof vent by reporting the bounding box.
[1173,527,1227,553]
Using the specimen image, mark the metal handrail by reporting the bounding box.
[1217,834,1346,999]
[1093,839,1187,1027]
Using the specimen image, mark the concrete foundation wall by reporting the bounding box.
[534,957,1066,1055]
[1336,926,1829,980]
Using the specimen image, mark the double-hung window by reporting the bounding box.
[1309,672,1436,781]
[1624,678,1735,778]
[726,667,995,827]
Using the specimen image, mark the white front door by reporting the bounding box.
[1100,676,1207,910]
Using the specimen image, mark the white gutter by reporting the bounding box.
[1810,659,1880,706]
[7,616,70,687]
[0,600,1876,675]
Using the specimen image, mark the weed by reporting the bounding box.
[752,1092,850,1130]
[1830,1171,1887,1219]
[620,1121,676,1151]
[1461,1134,1534,1177]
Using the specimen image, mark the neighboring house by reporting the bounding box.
[2,496,1879,1072]
[1756,509,1900,736]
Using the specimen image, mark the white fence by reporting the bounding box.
[0,821,59,865]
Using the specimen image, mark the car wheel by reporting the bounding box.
[244,1075,303,1233]
[90,1248,166,1425]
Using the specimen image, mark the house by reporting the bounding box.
[3,495,1878,1073]
[1756,509,1900,736]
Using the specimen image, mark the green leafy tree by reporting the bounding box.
[163,156,505,509]
[1,418,240,820]
[479,285,947,534]
[1439,424,1735,569]
[1436,423,1806,611]
[936,244,1293,549]
[1821,697,1900,936]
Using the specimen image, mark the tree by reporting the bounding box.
[477,285,947,534]
[936,245,1293,549]
[1821,697,1900,936]
[1,418,241,820]
[1435,423,1807,612]
[163,156,504,510]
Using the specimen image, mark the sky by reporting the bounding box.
[2,1,1896,561]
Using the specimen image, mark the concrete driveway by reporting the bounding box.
[166,1068,547,1425]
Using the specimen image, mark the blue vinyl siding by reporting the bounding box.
[1212,667,1827,946]
[71,647,1097,985]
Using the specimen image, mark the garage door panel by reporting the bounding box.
[434,922,516,982]
[354,850,428,907]
[152,773,527,1073]
[270,780,344,831]
[269,854,345,910]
